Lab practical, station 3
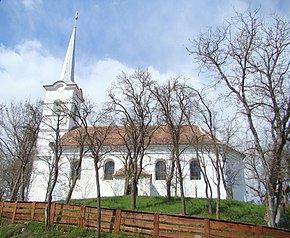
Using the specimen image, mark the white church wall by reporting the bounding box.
[30,144,244,202]
[29,154,69,201]
[29,159,50,201]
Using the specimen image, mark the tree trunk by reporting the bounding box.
[45,199,51,228]
[166,180,172,201]
[124,174,130,195]
[65,176,77,204]
[220,164,233,200]
[45,174,56,228]
[45,166,53,202]
[216,178,221,219]
[94,159,101,238]
[19,163,27,200]
[66,154,83,204]
[266,193,275,227]
[131,178,137,210]
[215,157,221,219]
[203,171,213,214]
[179,178,186,215]
[45,153,60,228]
[9,168,22,201]
[176,161,186,215]
[166,158,175,201]
[19,172,25,201]
[45,181,56,228]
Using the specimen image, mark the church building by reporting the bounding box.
[29,16,246,202]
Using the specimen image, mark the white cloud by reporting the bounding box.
[77,60,202,105]
[1,41,200,106]
[77,58,134,104]
[0,41,61,103]
[22,0,42,11]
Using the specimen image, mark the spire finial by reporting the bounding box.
[74,12,78,28]
[58,13,78,83]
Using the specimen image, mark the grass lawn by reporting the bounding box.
[70,196,290,229]
[0,219,135,238]
[1,196,289,237]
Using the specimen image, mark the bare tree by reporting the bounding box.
[218,116,244,201]
[188,130,214,214]
[42,104,66,228]
[64,127,88,204]
[150,77,195,215]
[187,88,224,219]
[108,70,156,210]
[189,9,290,227]
[71,100,112,238]
[0,101,41,201]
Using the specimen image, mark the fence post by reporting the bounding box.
[12,201,18,223]
[79,205,86,228]
[204,218,210,238]
[30,202,36,220]
[0,201,4,221]
[50,203,56,225]
[255,225,263,238]
[113,209,122,234]
[153,213,159,237]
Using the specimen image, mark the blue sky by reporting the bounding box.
[0,0,289,103]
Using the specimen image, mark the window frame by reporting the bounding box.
[190,159,201,180]
[104,160,115,180]
[70,158,81,180]
[155,160,166,180]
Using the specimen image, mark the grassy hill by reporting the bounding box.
[0,196,289,237]
[70,196,290,229]
[0,219,132,238]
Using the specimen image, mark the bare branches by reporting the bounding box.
[0,101,41,201]
[108,69,156,209]
[150,77,195,215]
[189,8,290,227]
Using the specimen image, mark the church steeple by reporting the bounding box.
[42,12,83,134]
[58,13,78,83]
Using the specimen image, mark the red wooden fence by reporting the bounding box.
[0,201,289,237]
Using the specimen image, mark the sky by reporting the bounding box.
[0,0,289,104]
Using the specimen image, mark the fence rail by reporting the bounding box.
[0,201,289,237]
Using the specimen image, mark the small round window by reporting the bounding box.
[53,99,63,114]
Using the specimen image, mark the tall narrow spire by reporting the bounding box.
[58,12,78,83]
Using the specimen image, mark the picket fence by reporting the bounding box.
[0,201,289,237]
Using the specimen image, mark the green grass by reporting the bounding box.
[70,196,289,229]
[1,196,289,237]
[0,219,135,238]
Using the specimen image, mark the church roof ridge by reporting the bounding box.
[61,124,219,147]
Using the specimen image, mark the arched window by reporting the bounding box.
[190,160,201,180]
[104,160,115,180]
[70,158,81,180]
[155,160,166,180]
[71,104,78,120]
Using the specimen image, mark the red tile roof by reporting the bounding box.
[113,167,151,177]
[61,125,217,147]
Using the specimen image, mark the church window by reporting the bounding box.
[155,160,166,180]
[190,160,201,180]
[104,160,115,180]
[70,159,81,180]
[71,104,78,120]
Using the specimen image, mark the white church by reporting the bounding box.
[29,16,246,202]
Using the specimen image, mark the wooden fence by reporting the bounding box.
[0,201,289,237]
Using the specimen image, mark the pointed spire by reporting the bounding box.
[58,12,78,83]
